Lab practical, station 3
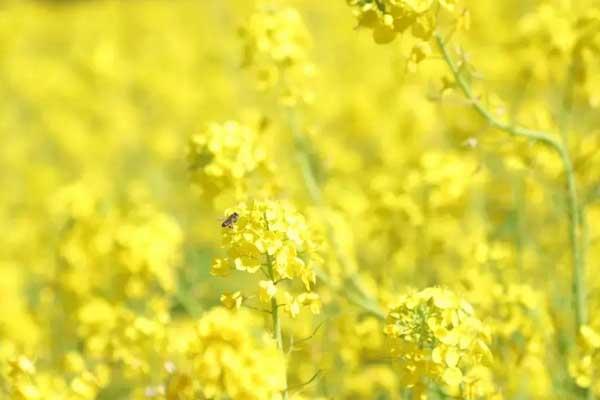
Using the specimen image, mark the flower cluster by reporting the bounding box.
[53,182,183,300]
[327,313,398,398]
[5,355,42,400]
[353,150,486,288]
[569,324,600,394]
[2,352,108,400]
[187,120,276,205]
[384,287,496,398]
[467,282,555,397]
[347,0,468,70]
[239,6,315,104]
[212,199,321,318]
[516,3,600,108]
[152,308,286,400]
[76,297,170,379]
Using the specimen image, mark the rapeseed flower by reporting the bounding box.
[384,287,496,397]
[211,199,321,318]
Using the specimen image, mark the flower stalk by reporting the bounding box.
[265,232,288,399]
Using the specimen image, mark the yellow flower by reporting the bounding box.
[283,292,302,318]
[211,258,234,277]
[6,356,41,400]
[570,355,593,389]
[212,199,321,318]
[259,280,278,303]
[186,307,286,399]
[569,324,600,392]
[298,292,322,315]
[76,297,169,379]
[187,120,273,204]
[11,356,36,375]
[384,287,494,395]
[404,0,435,14]
[439,0,457,12]
[53,181,182,301]
[220,291,244,310]
[347,0,466,57]
[580,325,600,349]
[240,7,311,67]
[441,366,463,386]
[239,6,315,105]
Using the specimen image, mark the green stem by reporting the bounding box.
[434,29,588,378]
[271,295,284,350]
[266,251,288,399]
[434,34,560,149]
[560,147,587,329]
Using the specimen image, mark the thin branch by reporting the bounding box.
[434,33,561,149]
[294,319,327,345]
[288,369,324,393]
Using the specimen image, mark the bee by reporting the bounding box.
[221,212,239,229]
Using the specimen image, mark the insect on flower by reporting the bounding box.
[221,212,239,228]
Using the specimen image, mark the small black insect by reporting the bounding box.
[221,212,239,229]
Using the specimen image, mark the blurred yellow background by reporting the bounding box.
[1,0,600,398]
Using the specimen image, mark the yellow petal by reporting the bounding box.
[441,367,463,386]
[445,347,459,367]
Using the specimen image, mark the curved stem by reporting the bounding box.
[559,146,587,330]
[434,30,587,340]
[434,34,560,149]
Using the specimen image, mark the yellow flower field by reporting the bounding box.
[1,0,600,398]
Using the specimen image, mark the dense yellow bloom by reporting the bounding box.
[384,287,496,397]
[2,352,108,400]
[187,120,276,205]
[515,2,600,108]
[346,0,467,68]
[51,181,183,301]
[174,307,286,400]
[5,356,41,400]
[2,0,600,398]
[569,324,600,395]
[77,297,169,379]
[211,199,321,318]
[241,6,310,68]
[220,291,244,310]
[240,5,315,104]
[465,282,555,398]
